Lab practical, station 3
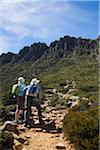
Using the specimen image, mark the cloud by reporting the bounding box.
[0,0,98,53]
[0,36,10,53]
[0,1,73,38]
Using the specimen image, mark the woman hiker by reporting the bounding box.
[12,77,26,123]
[24,78,44,127]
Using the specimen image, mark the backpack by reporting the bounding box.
[28,85,37,95]
[12,84,20,96]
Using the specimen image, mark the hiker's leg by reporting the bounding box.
[15,105,20,121]
[24,96,32,125]
[34,98,43,124]
[15,96,21,122]
[24,96,27,122]
[18,97,25,121]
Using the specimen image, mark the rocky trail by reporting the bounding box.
[0,82,80,150]
[15,97,74,150]
[13,89,77,150]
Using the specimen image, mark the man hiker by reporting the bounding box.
[24,78,43,127]
[12,77,26,123]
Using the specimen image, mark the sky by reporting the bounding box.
[0,0,99,54]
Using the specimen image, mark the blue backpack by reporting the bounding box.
[29,85,37,95]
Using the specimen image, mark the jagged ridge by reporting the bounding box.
[0,35,99,66]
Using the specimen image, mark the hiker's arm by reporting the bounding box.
[11,84,18,94]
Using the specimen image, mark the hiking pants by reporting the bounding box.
[24,95,42,125]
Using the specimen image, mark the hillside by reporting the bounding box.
[0,35,99,150]
[0,35,99,99]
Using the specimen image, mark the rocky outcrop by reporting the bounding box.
[0,35,98,66]
[0,43,48,66]
[0,52,15,66]
[43,36,99,60]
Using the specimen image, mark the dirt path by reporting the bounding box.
[20,128,74,150]
[14,90,77,150]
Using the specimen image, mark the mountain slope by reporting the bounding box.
[0,35,99,100]
[0,35,99,150]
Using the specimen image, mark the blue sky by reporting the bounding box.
[0,0,99,54]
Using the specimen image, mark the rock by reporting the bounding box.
[0,121,20,135]
[34,120,39,124]
[67,102,72,108]
[33,116,38,119]
[63,94,70,99]
[34,128,43,132]
[49,120,56,128]
[56,143,66,149]
[47,94,53,97]
[64,85,69,89]
[71,100,80,108]
[24,141,29,145]
[68,89,76,94]
[18,135,27,143]
[52,89,57,94]
[88,101,92,106]
[52,110,58,115]
[25,135,31,138]
[49,129,58,133]
[18,126,26,132]
[13,133,26,143]
[12,133,19,139]
[69,96,80,101]
[57,92,63,99]
[45,107,52,113]
[14,139,23,150]
[45,88,57,94]
[43,129,46,133]
[82,97,89,101]
[30,128,35,132]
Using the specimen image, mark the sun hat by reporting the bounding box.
[18,77,25,84]
[30,78,40,85]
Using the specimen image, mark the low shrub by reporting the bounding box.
[63,108,99,150]
[0,131,14,149]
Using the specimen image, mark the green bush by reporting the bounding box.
[0,131,14,149]
[63,108,99,150]
[0,93,16,122]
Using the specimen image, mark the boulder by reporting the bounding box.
[45,88,57,94]
[69,96,80,101]
[25,134,31,138]
[0,121,20,135]
[57,92,63,99]
[24,141,29,145]
[68,89,77,94]
[56,143,66,149]
[14,139,23,150]
[63,94,70,99]
[17,135,27,144]
[71,100,80,108]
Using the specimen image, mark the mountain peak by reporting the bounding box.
[0,35,99,66]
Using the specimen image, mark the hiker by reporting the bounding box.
[12,77,26,123]
[24,78,43,127]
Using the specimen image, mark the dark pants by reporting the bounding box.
[24,95,42,125]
